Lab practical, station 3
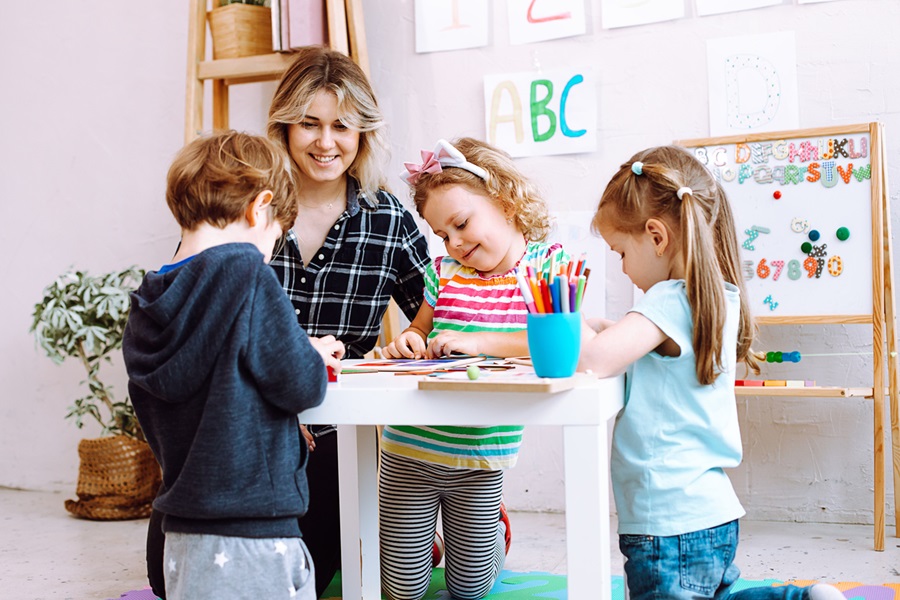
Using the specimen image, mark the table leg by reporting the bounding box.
[337,425,380,600]
[563,425,611,600]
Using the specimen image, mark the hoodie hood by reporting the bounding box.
[123,243,262,403]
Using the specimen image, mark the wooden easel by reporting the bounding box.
[679,123,898,551]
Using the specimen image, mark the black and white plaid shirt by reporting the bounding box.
[270,180,430,359]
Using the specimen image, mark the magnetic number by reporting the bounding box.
[742,260,755,280]
[756,258,770,278]
[827,255,843,276]
[803,256,817,278]
[787,260,802,280]
[770,260,785,281]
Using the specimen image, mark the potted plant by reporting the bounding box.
[31,266,161,520]
[209,0,274,59]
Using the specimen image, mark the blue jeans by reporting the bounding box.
[619,520,810,600]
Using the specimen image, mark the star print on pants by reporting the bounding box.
[168,559,177,573]
[274,541,288,555]
[214,551,230,568]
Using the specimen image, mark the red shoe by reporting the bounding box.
[432,531,444,567]
[499,502,512,555]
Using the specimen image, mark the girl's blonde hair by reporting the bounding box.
[594,145,757,385]
[408,137,551,242]
[266,46,389,198]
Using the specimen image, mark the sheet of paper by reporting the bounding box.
[415,0,490,53]
[707,31,799,136]
[507,0,587,45]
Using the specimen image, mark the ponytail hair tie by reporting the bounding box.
[676,187,692,201]
[631,161,643,176]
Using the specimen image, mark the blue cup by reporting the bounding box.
[527,312,581,378]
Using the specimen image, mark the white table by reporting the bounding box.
[298,364,625,600]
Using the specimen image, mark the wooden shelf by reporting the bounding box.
[735,386,874,398]
[197,53,296,83]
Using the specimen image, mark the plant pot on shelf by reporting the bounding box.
[64,435,162,521]
[208,3,274,59]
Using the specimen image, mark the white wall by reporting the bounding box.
[2,0,898,526]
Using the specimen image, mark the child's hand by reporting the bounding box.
[309,335,345,374]
[426,331,478,358]
[382,330,428,358]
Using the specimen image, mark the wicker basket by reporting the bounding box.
[64,435,161,521]
[208,4,273,59]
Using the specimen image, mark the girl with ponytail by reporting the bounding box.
[579,146,843,600]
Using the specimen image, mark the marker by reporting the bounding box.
[515,270,538,314]
[569,280,577,312]
[575,276,586,311]
[530,278,545,313]
[550,278,561,313]
[539,278,552,313]
[558,275,570,313]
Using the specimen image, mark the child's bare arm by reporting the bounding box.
[585,316,616,333]
[578,312,669,378]
[381,301,434,358]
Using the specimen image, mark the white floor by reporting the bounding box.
[2,488,899,600]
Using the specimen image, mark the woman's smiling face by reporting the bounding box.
[287,89,360,185]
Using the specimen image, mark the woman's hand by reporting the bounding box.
[300,424,316,451]
[309,335,345,375]
[426,331,479,358]
[382,329,428,358]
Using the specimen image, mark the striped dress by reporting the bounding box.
[381,240,568,470]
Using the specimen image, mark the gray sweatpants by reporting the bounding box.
[164,532,315,600]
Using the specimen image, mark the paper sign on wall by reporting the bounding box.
[706,31,799,137]
[484,68,597,158]
[415,0,489,54]
[599,0,684,29]
[507,0,587,45]
[695,0,781,17]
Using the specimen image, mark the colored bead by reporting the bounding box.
[801,242,812,254]
[773,190,782,199]
[808,229,820,241]
[836,226,850,241]
[466,365,480,380]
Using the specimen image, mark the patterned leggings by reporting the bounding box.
[379,451,507,600]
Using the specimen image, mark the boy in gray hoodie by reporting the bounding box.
[123,131,344,600]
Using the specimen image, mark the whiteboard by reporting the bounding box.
[679,125,879,320]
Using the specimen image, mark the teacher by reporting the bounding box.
[266,46,431,597]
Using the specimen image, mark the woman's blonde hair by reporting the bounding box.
[594,145,757,385]
[408,137,551,242]
[266,46,389,198]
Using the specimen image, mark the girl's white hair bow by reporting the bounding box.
[401,139,488,185]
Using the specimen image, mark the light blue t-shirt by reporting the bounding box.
[611,279,745,537]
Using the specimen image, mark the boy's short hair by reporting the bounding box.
[166,131,298,231]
